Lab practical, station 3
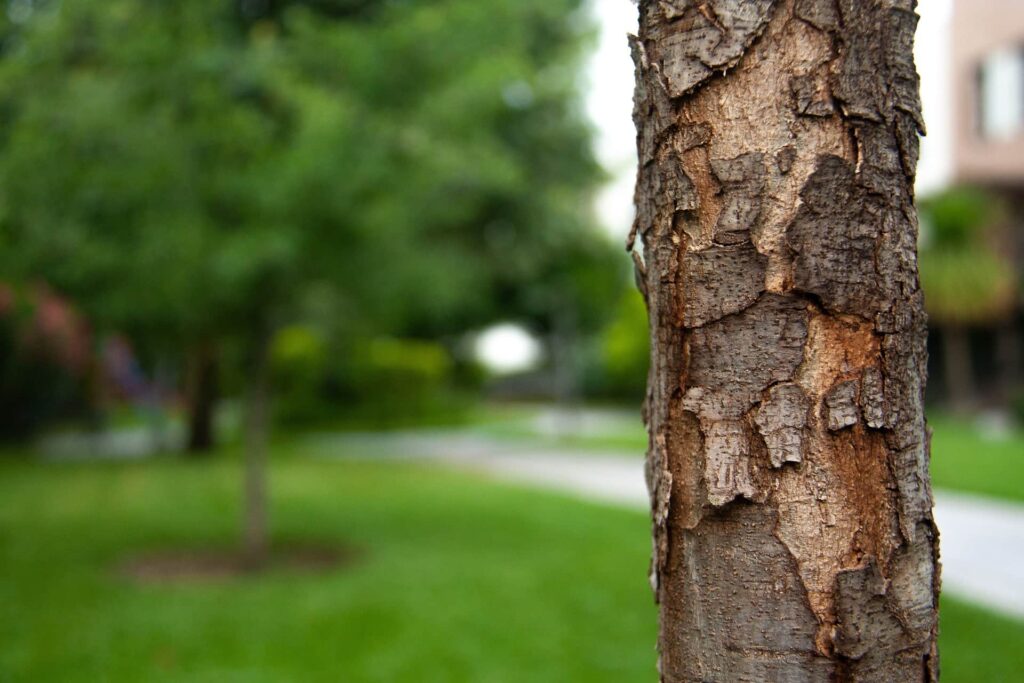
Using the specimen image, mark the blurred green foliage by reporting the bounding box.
[0,0,618,435]
[271,326,464,426]
[918,248,1016,325]
[919,187,996,248]
[583,288,648,401]
[270,324,330,424]
[352,338,452,396]
[918,187,1017,325]
[599,289,649,398]
[347,337,459,423]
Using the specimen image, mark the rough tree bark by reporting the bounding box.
[629,1,940,680]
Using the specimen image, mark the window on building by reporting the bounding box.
[976,47,1024,140]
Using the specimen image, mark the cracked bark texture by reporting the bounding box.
[631,1,939,680]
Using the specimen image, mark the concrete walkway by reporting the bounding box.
[314,430,1024,621]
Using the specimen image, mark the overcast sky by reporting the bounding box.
[584,0,955,238]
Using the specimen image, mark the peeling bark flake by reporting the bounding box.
[755,382,809,467]
[825,379,860,431]
[860,367,886,428]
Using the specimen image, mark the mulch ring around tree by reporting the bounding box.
[117,543,360,583]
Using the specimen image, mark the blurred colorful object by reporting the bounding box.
[0,283,91,438]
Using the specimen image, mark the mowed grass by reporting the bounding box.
[929,415,1024,504]
[0,452,655,682]
[0,450,1020,682]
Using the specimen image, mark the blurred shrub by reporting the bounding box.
[919,249,1016,325]
[918,187,1018,325]
[348,338,457,423]
[583,288,649,402]
[271,325,330,425]
[271,328,464,427]
[919,187,996,249]
[0,285,90,440]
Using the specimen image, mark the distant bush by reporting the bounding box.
[918,249,1016,325]
[918,187,1018,325]
[271,328,465,427]
[583,289,649,402]
[919,187,997,249]
[350,337,453,402]
[271,325,331,426]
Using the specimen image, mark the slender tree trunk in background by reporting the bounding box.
[942,325,973,413]
[550,303,580,437]
[996,320,1020,406]
[147,356,173,453]
[630,1,939,680]
[186,340,219,453]
[243,330,271,566]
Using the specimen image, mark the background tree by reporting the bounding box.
[0,0,604,562]
[631,0,939,678]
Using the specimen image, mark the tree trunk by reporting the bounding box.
[243,330,271,567]
[147,355,173,453]
[995,319,1020,406]
[942,324,973,413]
[186,340,219,453]
[549,303,580,437]
[629,1,939,680]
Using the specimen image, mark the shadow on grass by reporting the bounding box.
[117,543,360,583]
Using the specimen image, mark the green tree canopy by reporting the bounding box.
[0,0,606,367]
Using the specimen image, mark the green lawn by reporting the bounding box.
[0,451,1020,681]
[929,415,1024,504]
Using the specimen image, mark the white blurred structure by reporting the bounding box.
[474,323,542,375]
